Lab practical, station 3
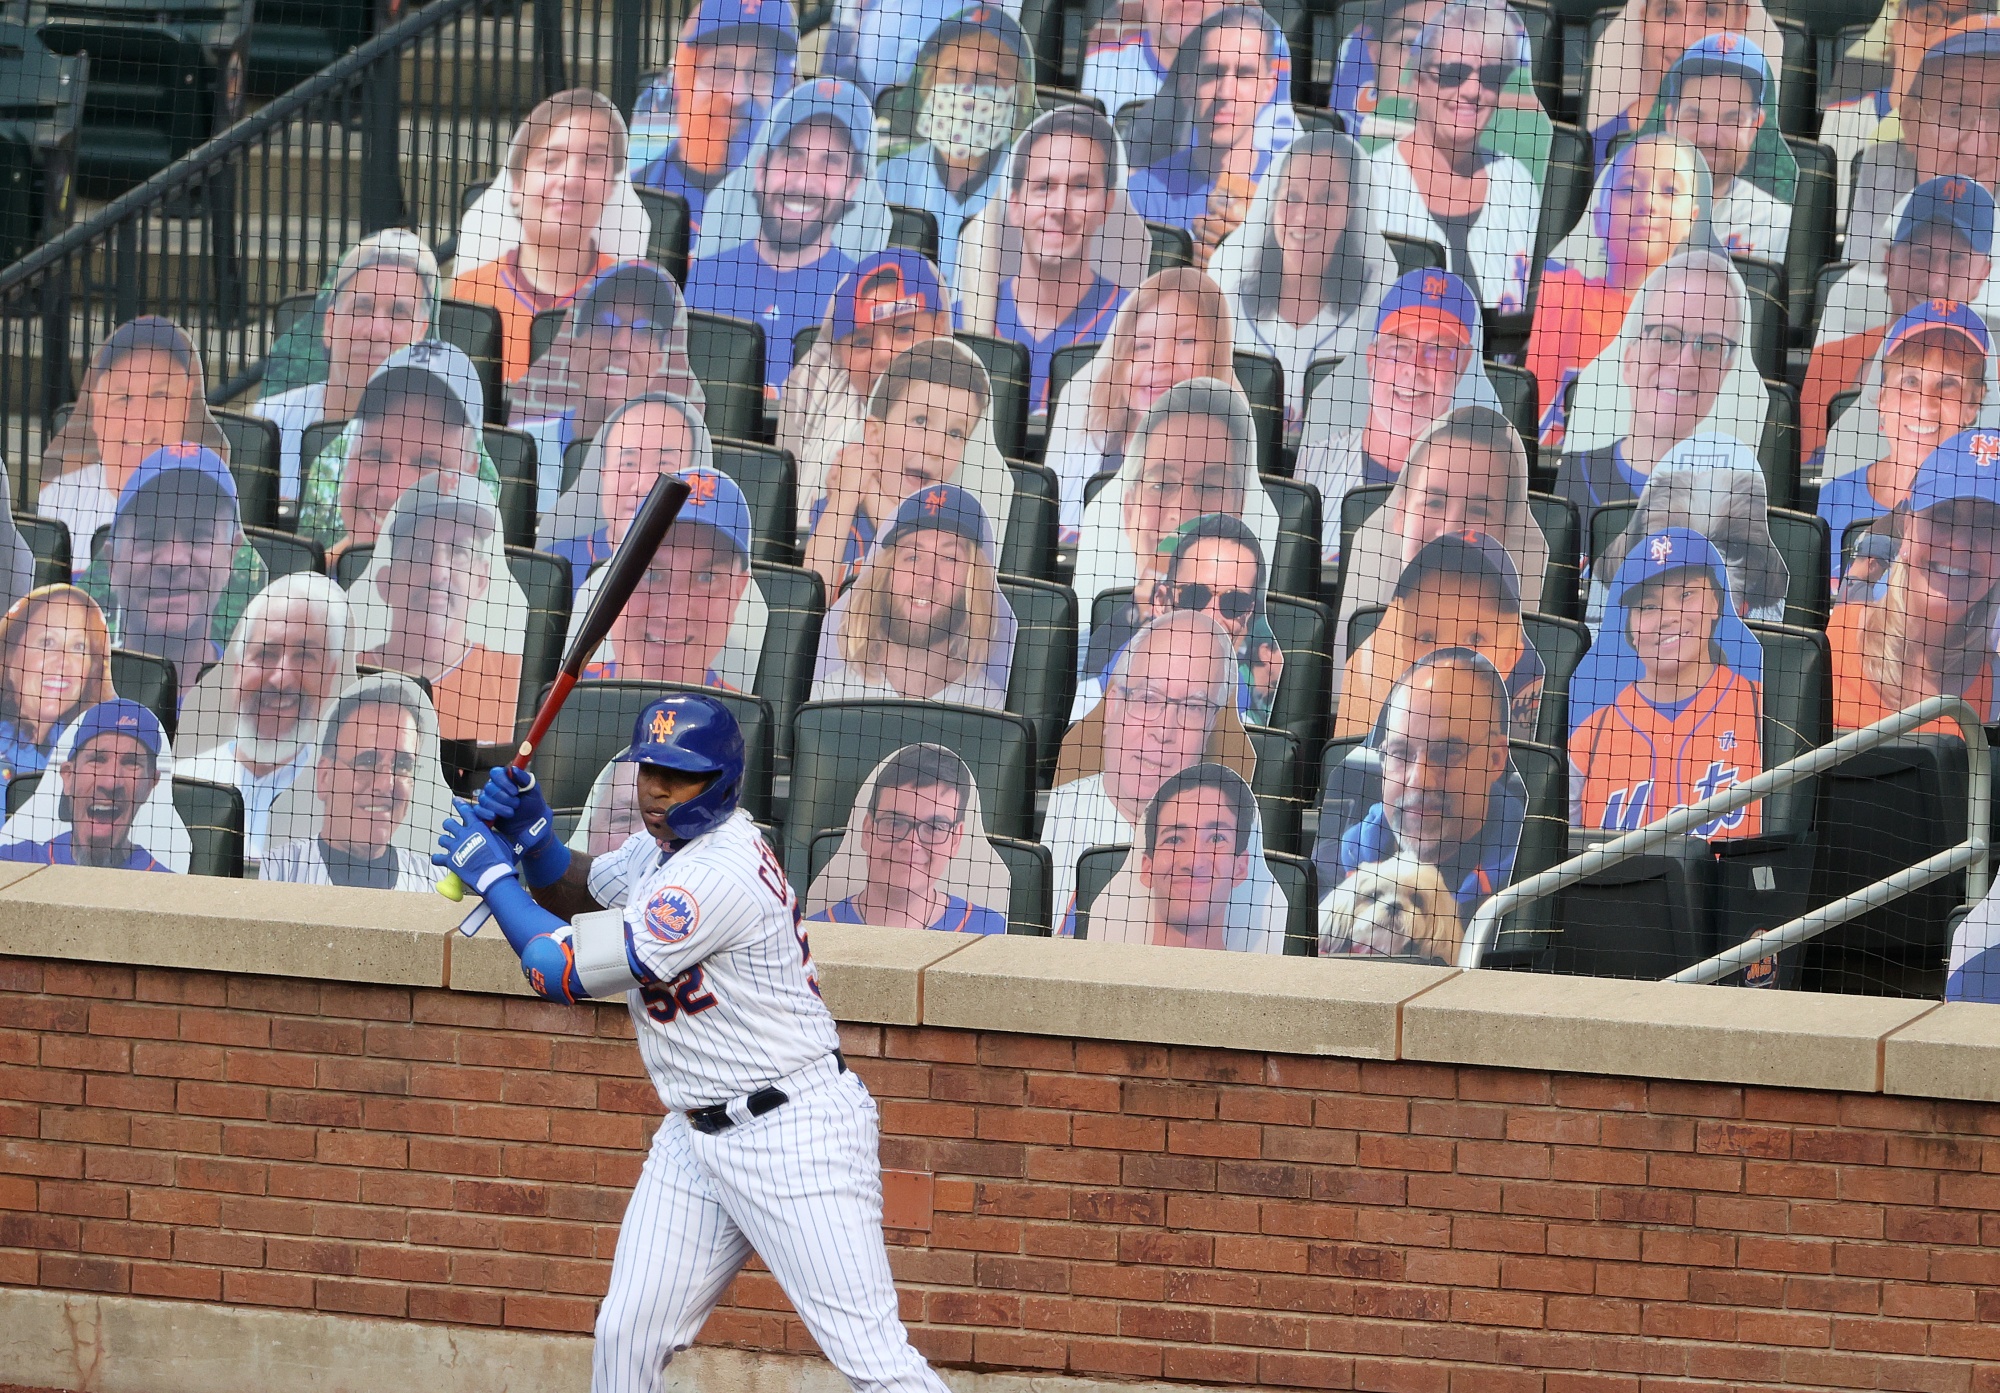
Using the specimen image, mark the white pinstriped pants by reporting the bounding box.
[591,1061,952,1393]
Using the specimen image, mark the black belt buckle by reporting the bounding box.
[687,1084,789,1134]
[687,1053,841,1135]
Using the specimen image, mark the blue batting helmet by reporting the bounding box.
[627,693,745,841]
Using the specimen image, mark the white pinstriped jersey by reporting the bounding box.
[588,810,839,1112]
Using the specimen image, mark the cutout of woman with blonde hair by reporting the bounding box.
[40,318,229,564]
[0,585,114,793]
[1043,265,1238,542]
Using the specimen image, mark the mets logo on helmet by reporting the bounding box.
[646,885,701,943]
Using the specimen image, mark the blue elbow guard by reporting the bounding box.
[518,931,587,1004]
[483,876,588,1003]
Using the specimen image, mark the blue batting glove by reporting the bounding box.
[434,801,519,895]
[474,766,553,846]
[472,766,570,889]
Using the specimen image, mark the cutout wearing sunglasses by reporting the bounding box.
[1162,579,1256,624]
[1424,62,1515,94]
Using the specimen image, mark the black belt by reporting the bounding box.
[686,1051,845,1135]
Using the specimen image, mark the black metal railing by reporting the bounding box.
[0,0,679,510]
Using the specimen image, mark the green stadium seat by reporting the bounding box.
[482,426,540,552]
[1532,123,1594,285]
[39,0,249,192]
[1762,381,1801,511]
[557,436,800,567]
[1529,491,1580,620]
[1266,594,1332,800]
[1343,605,1587,750]
[246,0,369,96]
[999,575,1077,786]
[271,292,503,427]
[171,775,246,876]
[299,418,533,551]
[0,23,83,263]
[785,699,1037,881]
[1585,501,1829,630]
[528,306,565,367]
[689,311,766,443]
[432,300,505,424]
[1707,620,1829,986]
[1302,355,1343,416]
[1731,255,1789,383]
[1486,362,1541,476]
[1046,341,1097,417]
[1249,722,1307,855]
[531,678,774,824]
[807,827,1054,934]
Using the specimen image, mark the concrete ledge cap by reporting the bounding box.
[806,922,981,1025]
[448,919,978,1020]
[1404,971,1934,1092]
[0,865,455,987]
[1881,1001,2000,1101]
[922,933,1453,1057]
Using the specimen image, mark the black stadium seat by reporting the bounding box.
[214,410,282,532]
[533,679,775,825]
[809,827,1053,935]
[17,516,70,587]
[688,312,766,444]
[6,772,245,877]
[633,187,691,285]
[999,575,1078,785]
[1072,843,1317,952]
[785,700,1038,882]
[956,330,1032,462]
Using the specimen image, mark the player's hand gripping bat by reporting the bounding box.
[438,473,693,904]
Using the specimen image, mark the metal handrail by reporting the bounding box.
[0,0,476,297]
[1455,695,1991,979]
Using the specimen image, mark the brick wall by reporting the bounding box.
[4,953,1999,1392]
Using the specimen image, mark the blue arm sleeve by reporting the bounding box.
[484,875,591,1004]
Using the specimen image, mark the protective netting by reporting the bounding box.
[17,0,2000,998]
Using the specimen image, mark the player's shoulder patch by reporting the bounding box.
[644,884,702,943]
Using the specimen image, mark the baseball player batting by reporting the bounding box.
[436,692,953,1393]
